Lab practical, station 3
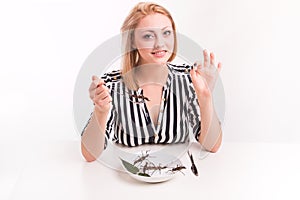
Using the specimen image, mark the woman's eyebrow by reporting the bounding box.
[161,26,172,30]
[138,26,172,33]
[140,30,155,33]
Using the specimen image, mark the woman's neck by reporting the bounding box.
[134,63,169,87]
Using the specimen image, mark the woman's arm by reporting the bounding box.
[190,50,223,153]
[81,76,112,162]
[81,107,109,162]
[196,92,222,153]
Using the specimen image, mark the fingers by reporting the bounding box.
[190,66,195,77]
[201,50,221,72]
[93,93,112,107]
[93,86,112,107]
[217,62,222,72]
[190,66,198,84]
[102,95,112,105]
[90,75,111,112]
[91,75,99,87]
[210,52,215,66]
[92,77,105,87]
[203,49,209,68]
[92,75,98,81]
[190,63,201,78]
[95,85,110,98]
[191,61,203,73]
[89,76,98,92]
[89,75,106,100]
[196,63,202,72]
[193,61,202,71]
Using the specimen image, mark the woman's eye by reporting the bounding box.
[143,34,154,39]
[163,30,172,36]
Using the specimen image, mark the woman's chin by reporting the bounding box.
[151,57,170,65]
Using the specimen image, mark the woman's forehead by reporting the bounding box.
[136,13,172,29]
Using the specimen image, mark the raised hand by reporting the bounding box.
[190,50,221,102]
[89,75,112,113]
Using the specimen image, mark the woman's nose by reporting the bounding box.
[154,35,165,49]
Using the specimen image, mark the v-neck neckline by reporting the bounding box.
[138,65,173,135]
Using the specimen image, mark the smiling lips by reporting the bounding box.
[151,50,167,58]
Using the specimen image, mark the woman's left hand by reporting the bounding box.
[190,50,222,104]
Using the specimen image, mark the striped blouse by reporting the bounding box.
[82,63,201,147]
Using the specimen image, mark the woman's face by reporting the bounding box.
[133,13,174,65]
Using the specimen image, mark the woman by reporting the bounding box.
[81,2,222,162]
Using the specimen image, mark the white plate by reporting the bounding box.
[119,151,185,183]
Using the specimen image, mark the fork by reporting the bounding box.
[188,150,198,176]
[110,88,150,104]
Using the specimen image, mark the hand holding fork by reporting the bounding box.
[89,76,150,113]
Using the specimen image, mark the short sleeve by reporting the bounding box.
[187,82,201,141]
[81,112,93,136]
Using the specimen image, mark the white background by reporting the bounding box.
[1,0,300,199]
[1,0,300,143]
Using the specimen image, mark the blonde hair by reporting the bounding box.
[120,2,177,90]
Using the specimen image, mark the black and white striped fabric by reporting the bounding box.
[82,63,201,147]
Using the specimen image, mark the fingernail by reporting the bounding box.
[93,80,99,86]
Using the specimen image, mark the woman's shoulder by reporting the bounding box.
[167,63,192,75]
[100,69,122,84]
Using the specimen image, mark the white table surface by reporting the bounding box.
[1,140,300,200]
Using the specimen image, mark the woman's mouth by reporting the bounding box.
[151,50,167,58]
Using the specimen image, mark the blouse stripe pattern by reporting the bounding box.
[82,63,201,147]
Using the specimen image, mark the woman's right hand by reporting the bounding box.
[89,75,112,113]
